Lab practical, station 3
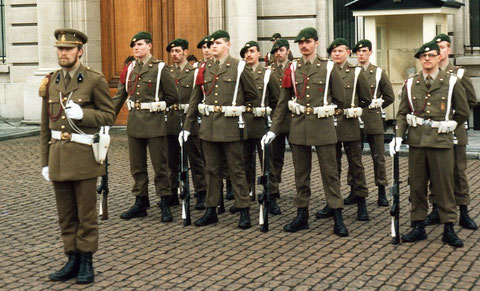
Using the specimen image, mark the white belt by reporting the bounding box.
[198,104,245,117]
[126,100,167,112]
[406,114,441,128]
[251,106,272,117]
[51,130,94,145]
[288,101,336,118]
[168,103,189,113]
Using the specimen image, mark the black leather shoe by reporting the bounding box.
[268,197,282,215]
[194,207,218,226]
[168,188,180,206]
[226,179,234,200]
[442,223,464,247]
[333,209,349,237]
[76,252,94,284]
[377,185,389,207]
[195,190,206,210]
[284,208,309,232]
[401,221,427,242]
[48,252,79,281]
[160,197,173,222]
[238,208,251,229]
[357,197,370,221]
[120,196,148,220]
[425,203,441,226]
[315,205,334,219]
[459,205,478,230]
[229,205,240,214]
[344,187,357,205]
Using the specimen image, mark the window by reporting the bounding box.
[0,0,4,63]
[466,0,480,54]
[333,0,356,46]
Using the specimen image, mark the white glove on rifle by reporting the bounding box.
[437,120,457,133]
[42,166,51,182]
[65,100,84,120]
[389,137,403,157]
[178,130,190,147]
[261,131,276,150]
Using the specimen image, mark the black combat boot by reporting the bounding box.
[226,179,234,200]
[168,188,180,206]
[377,185,389,207]
[194,207,218,226]
[238,208,252,229]
[229,204,240,214]
[48,252,79,281]
[315,205,334,219]
[459,205,478,230]
[145,196,150,208]
[401,221,427,242]
[442,222,464,247]
[76,252,94,284]
[425,203,441,226]
[268,196,282,215]
[195,190,206,210]
[357,197,370,221]
[333,208,349,237]
[120,196,148,220]
[284,208,309,232]
[343,186,357,205]
[160,197,173,222]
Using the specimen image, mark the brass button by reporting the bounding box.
[427,102,431,106]
[214,93,218,96]
[136,92,140,95]
[427,94,431,97]
[413,97,416,100]
[214,100,218,104]
[138,77,142,80]
[61,125,65,129]
[137,85,141,88]
[426,110,430,114]
[306,86,310,89]
[215,85,219,88]
[258,86,262,90]
[61,116,66,120]
[307,77,310,81]
[215,77,219,80]
[307,103,310,106]
[442,97,446,100]
[78,99,82,102]
[63,97,67,102]
[306,95,310,98]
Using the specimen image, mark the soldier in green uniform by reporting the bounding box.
[40,28,115,283]
[343,39,395,207]
[197,35,212,65]
[165,38,207,210]
[424,34,478,230]
[316,38,372,221]
[179,30,259,228]
[262,27,349,237]
[265,33,294,65]
[113,31,179,222]
[390,41,469,247]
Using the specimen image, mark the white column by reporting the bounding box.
[423,14,437,43]
[316,0,329,58]
[364,16,377,65]
[209,0,225,33]
[225,0,257,58]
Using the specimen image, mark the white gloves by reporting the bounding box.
[178,130,190,146]
[42,166,51,182]
[261,131,276,150]
[389,137,403,157]
[65,101,83,120]
[369,98,384,109]
[437,120,457,133]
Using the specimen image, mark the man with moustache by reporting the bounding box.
[39,28,115,283]
[262,27,349,236]
[179,30,259,229]
[113,31,179,222]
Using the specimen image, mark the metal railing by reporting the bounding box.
[0,0,5,63]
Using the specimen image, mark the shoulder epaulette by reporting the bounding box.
[39,72,54,98]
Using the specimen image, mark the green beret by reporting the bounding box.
[352,39,372,53]
[130,31,152,47]
[166,38,189,52]
[327,38,350,54]
[271,33,282,41]
[415,41,440,58]
[294,27,318,43]
[240,41,260,58]
[270,39,290,54]
[209,30,230,42]
[54,28,88,47]
[197,35,210,49]
[433,33,451,44]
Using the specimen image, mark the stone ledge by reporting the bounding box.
[456,56,480,66]
[0,65,10,73]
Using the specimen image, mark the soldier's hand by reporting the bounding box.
[42,166,51,182]
[389,137,403,156]
[178,130,190,147]
[65,101,84,120]
[437,120,457,133]
[261,131,276,150]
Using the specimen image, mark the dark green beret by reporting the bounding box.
[327,38,350,54]
[209,30,230,42]
[54,28,88,47]
[270,39,290,54]
[197,35,210,48]
[271,33,282,41]
[294,27,318,43]
[352,39,372,53]
[240,41,260,58]
[415,41,440,58]
[130,31,152,47]
[166,38,189,52]
[433,33,451,44]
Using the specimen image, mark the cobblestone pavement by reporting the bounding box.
[1,132,479,290]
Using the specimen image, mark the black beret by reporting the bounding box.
[271,33,282,41]
[294,27,318,43]
[166,38,189,52]
[352,39,372,53]
[415,41,440,59]
[327,38,349,54]
[433,33,451,44]
[209,30,230,42]
[197,35,210,48]
[270,39,290,54]
[130,31,152,47]
[240,41,260,58]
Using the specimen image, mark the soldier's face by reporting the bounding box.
[438,41,452,62]
[419,51,440,71]
[298,38,318,58]
[202,43,212,60]
[170,47,187,64]
[331,46,350,65]
[57,47,82,69]
[275,47,289,63]
[132,40,152,59]
[211,38,230,59]
[355,48,372,64]
[244,47,260,66]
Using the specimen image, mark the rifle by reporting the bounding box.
[179,113,191,226]
[389,123,401,244]
[97,155,109,220]
[257,114,272,232]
